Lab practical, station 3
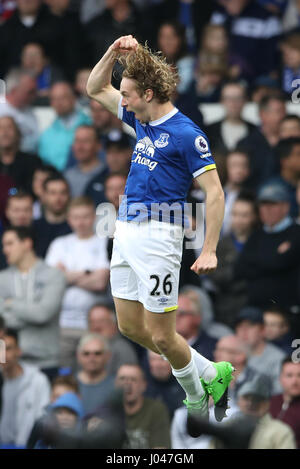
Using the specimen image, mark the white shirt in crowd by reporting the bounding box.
[46,233,110,330]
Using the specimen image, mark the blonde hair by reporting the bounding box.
[68,196,95,212]
[118,43,179,103]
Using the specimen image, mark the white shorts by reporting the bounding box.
[110,219,184,313]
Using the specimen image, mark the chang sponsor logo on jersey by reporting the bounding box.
[132,136,158,171]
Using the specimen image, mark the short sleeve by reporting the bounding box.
[117,96,136,131]
[45,238,64,266]
[181,127,216,178]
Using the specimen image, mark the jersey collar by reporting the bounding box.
[148,107,178,126]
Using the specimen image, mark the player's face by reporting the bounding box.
[120,78,149,123]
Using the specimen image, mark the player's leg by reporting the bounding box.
[113,297,161,354]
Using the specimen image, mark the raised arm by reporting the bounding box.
[191,169,225,275]
[86,35,138,116]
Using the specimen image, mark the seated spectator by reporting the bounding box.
[270,358,300,448]
[237,93,287,189]
[222,151,251,235]
[38,82,91,171]
[74,68,92,108]
[0,226,66,378]
[235,182,300,313]
[90,100,122,144]
[5,192,33,228]
[235,306,286,394]
[31,164,59,220]
[214,334,270,406]
[206,82,256,157]
[21,42,64,102]
[210,0,282,84]
[76,333,115,416]
[115,364,171,449]
[0,116,41,194]
[268,137,300,217]
[279,114,300,139]
[176,293,217,362]
[0,70,38,153]
[64,126,107,198]
[143,350,185,419]
[34,175,71,258]
[263,306,294,356]
[85,131,132,206]
[210,194,258,327]
[46,197,110,369]
[88,303,138,376]
[34,392,84,449]
[157,21,194,94]
[0,328,51,448]
[210,375,296,449]
[280,33,300,97]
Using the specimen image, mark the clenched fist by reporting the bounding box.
[111,35,139,55]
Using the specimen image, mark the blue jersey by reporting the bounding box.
[117,99,216,225]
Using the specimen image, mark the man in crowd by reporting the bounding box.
[263,306,294,355]
[0,70,38,153]
[279,115,300,139]
[115,364,171,449]
[0,328,50,448]
[88,302,138,376]
[38,82,91,171]
[0,226,66,379]
[0,116,41,193]
[34,175,71,257]
[76,333,115,415]
[235,306,286,394]
[270,358,300,448]
[235,182,300,313]
[46,196,110,369]
[65,125,107,198]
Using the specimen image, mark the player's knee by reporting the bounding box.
[118,323,139,340]
[151,334,171,355]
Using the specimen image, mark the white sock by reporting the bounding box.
[172,356,205,402]
[190,347,217,382]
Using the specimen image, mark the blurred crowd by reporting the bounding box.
[0,0,300,450]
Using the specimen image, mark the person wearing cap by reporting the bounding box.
[235,306,287,394]
[210,375,296,449]
[64,125,108,198]
[84,130,133,207]
[235,181,300,314]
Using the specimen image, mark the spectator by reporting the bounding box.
[270,358,300,448]
[46,197,110,369]
[38,82,91,171]
[31,164,59,220]
[0,328,50,448]
[0,0,17,24]
[0,226,66,378]
[90,100,122,144]
[210,194,258,327]
[222,151,251,235]
[34,392,84,449]
[0,69,38,153]
[5,192,33,228]
[268,137,300,217]
[34,175,71,258]
[76,333,115,416]
[210,375,296,449]
[176,293,217,362]
[74,68,92,108]
[235,306,286,394]
[238,93,286,189]
[214,334,270,406]
[210,0,282,84]
[20,42,64,101]
[115,364,171,449]
[64,126,107,198]
[0,174,15,225]
[0,116,41,194]
[157,21,194,94]
[85,131,132,206]
[263,307,294,355]
[235,182,300,313]
[143,350,185,419]
[88,303,138,376]
[206,82,256,157]
[280,33,300,97]
[104,172,127,259]
[279,115,300,139]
